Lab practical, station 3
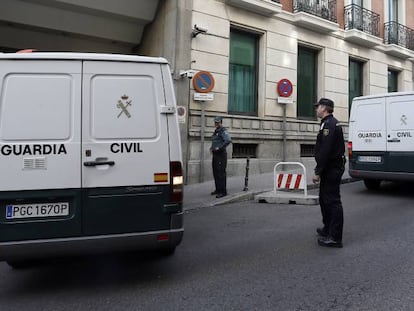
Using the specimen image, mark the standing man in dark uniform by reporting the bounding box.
[210,116,231,198]
[312,98,346,248]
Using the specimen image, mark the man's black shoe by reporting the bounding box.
[316,227,329,237]
[216,193,227,198]
[211,190,218,195]
[318,237,343,248]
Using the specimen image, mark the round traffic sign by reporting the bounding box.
[193,71,215,93]
[277,79,293,97]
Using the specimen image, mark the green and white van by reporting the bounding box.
[348,91,414,190]
[0,52,184,267]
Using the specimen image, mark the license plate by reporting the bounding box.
[358,156,382,163]
[5,202,69,219]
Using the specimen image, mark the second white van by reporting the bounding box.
[348,91,414,189]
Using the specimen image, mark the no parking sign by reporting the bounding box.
[277,79,293,97]
[193,71,215,93]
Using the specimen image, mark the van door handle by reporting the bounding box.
[83,161,115,167]
[387,139,400,143]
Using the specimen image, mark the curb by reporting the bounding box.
[184,177,359,211]
[183,190,264,211]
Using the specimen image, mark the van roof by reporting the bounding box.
[354,91,414,101]
[0,52,168,64]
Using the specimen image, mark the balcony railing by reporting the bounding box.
[344,4,380,37]
[293,0,337,23]
[384,21,414,51]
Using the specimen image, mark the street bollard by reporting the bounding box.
[243,157,250,191]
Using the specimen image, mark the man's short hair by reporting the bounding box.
[314,98,334,112]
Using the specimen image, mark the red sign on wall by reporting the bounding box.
[193,71,215,93]
[277,79,293,97]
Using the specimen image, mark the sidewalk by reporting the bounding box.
[183,161,354,211]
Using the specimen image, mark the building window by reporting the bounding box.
[297,46,318,119]
[349,59,363,113]
[232,143,257,158]
[300,144,315,157]
[388,69,398,93]
[228,29,258,116]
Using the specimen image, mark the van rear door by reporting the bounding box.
[81,61,171,235]
[350,96,386,152]
[385,94,414,172]
[0,60,82,241]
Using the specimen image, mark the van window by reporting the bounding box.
[90,75,158,139]
[0,74,72,141]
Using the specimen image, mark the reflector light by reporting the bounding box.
[16,49,37,53]
[157,234,169,242]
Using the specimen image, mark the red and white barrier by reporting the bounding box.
[277,173,305,189]
[274,162,308,197]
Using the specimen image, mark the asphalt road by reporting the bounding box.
[1,181,414,311]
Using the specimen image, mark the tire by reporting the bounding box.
[363,179,381,190]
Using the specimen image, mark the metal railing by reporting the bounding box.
[293,0,337,23]
[384,21,414,51]
[344,4,380,37]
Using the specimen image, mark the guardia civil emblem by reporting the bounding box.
[117,95,132,118]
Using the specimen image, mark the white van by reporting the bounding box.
[348,91,414,189]
[0,52,184,266]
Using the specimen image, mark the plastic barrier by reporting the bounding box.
[274,162,307,197]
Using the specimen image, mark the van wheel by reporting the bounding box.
[364,179,381,190]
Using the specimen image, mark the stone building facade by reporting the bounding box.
[169,0,414,183]
[1,0,414,184]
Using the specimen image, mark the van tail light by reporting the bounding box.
[347,141,352,159]
[170,161,183,203]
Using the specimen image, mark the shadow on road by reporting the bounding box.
[359,181,414,199]
[3,252,180,297]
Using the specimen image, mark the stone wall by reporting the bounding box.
[183,0,413,184]
[186,113,349,184]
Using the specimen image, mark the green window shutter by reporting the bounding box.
[297,46,317,119]
[349,59,363,113]
[228,30,258,115]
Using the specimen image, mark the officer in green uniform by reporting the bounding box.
[210,116,232,198]
[313,98,346,248]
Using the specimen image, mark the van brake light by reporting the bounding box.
[347,141,352,159]
[170,161,183,203]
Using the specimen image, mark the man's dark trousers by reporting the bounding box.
[319,167,344,241]
[212,150,227,195]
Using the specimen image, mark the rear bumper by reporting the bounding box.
[349,169,414,181]
[0,228,183,261]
